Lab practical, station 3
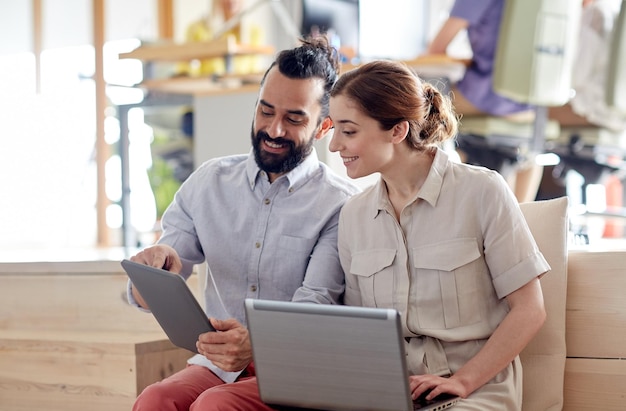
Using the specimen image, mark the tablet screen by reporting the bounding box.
[121,259,215,353]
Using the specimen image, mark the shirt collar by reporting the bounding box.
[371,147,450,218]
[418,147,448,207]
[372,179,391,219]
[245,147,320,191]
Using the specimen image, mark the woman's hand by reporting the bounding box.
[409,374,468,402]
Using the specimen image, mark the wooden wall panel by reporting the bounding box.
[566,251,626,358]
[564,358,626,411]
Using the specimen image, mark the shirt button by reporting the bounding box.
[264,198,270,205]
[250,285,257,292]
[255,242,261,248]
[289,187,294,193]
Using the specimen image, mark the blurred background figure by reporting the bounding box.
[424,0,543,203]
[425,0,535,122]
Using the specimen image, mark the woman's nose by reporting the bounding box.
[328,131,340,152]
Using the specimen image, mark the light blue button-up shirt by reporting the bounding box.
[129,148,359,381]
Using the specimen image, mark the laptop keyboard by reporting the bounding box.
[413,392,459,410]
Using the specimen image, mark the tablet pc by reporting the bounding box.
[121,259,215,353]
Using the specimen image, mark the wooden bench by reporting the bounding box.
[564,249,626,410]
[0,255,198,411]
[2,247,625,410]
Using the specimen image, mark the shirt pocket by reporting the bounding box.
[348,249,396,308]
[272,235,317,294]
[412,238,482,330]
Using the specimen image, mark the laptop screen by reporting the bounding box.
[245,299,458,411]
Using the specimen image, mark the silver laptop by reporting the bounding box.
[244,299,459,411]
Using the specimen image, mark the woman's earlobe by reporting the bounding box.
[391,121,410,144]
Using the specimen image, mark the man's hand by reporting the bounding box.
[196,318,252,372]
[129,244,183,309]
[130,244,183,273]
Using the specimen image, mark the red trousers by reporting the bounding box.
[133,363,276,411]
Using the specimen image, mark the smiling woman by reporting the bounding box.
[329,60,550,409]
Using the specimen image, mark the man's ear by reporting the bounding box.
[391,121,410,145]
[315,117,334,140]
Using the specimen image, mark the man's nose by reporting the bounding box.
[267,117,284,137]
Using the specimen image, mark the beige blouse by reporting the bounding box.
[338,148,550,409]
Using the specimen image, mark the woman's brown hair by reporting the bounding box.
[330,60,458,150]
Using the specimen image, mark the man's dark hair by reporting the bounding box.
[260,37,340,119]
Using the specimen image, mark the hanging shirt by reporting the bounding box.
[570,0,626,131]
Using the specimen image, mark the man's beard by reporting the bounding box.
[251,128,315,174]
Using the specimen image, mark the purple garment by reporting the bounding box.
[451,0,532,116]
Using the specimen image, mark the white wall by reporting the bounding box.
[0,0,160,54]
[0,3,33,55]
[107,0,158,42]
[0,0,458,249]
[359,0,429,60]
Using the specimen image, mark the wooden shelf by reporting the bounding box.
[403,54,471,67]
[119,35,275,62]
[341,54,470,72]
[139,73,263,96]
[131,54,469,97]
